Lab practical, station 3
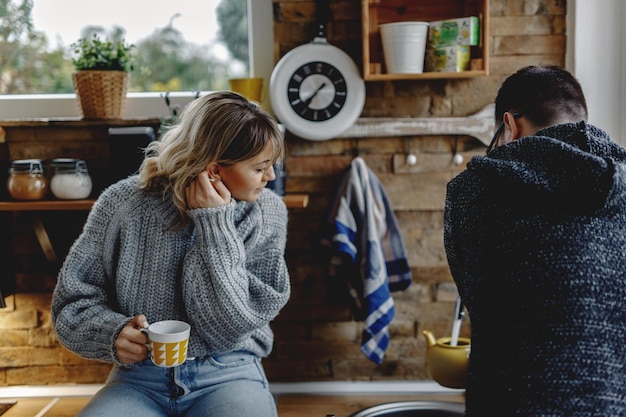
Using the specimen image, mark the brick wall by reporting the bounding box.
[0,0,566,385]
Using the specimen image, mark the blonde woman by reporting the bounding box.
[52,91,290,417]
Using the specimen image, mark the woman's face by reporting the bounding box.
[217,142,276,202]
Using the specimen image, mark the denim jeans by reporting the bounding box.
[77,352,277,417]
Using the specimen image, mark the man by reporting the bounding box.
[444,66,626,415]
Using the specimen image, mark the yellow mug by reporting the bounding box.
[141,320,191,367]
[229,77,264,102]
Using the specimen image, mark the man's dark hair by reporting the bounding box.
[495,66,588,128]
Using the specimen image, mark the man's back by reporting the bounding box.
[444,122,626,415]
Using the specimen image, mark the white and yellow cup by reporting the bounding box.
[141,320,191,367]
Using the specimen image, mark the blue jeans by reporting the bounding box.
[77,352,277,417]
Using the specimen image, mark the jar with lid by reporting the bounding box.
[7,159,48,200]
[50,158,93,200]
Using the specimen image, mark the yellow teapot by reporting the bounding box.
[422,330,470,389]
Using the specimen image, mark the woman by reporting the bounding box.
[52,91,290,417]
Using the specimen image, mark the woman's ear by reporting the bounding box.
[205,163,221,180]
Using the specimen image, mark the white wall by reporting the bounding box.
[567,0,625,145]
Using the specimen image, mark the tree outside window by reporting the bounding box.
[0,0,248,95]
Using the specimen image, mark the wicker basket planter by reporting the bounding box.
[72,70,129,119]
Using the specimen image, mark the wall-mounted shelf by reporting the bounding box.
[0,194,308,263]
[361,0,489,81]
[0,194,309,212]
[0,200,95,211]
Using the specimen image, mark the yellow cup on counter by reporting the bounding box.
[228,77,264,102]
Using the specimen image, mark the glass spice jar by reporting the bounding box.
[7,159,48,200]
[50,158,93,200]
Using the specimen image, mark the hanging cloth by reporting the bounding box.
[323,157,412,364]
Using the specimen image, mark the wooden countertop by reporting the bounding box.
[0,393,465,417]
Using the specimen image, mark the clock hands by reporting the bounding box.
[285,61,349,122]
[303,82,327,106]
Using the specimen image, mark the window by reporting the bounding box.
[0,0,273,118]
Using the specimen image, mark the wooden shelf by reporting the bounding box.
[361,0,489,81]
[364,69,487,81]
[0,194,309,211]
[0,194,308,263]
[0,200,95,211]
[282,194,309,208]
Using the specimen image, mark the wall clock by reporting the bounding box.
[269,0,365,141]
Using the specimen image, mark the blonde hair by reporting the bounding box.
[138,91,284,227]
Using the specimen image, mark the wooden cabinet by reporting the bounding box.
[361,0,489,81]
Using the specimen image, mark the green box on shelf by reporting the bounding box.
[425,45,471,73]
[428,16,480,48]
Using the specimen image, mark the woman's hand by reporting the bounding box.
[115,315,149,365]
[186,170,231,209]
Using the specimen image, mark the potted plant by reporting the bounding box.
[71,34,135,119]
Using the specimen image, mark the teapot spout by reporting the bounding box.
[422,330,437,348]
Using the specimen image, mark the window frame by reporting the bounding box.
[0,0,273,119]
[567,0,624,146]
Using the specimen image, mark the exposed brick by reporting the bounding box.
[0,309,38,330]
[490,15,566,36]
[493,35,566,56]
[0,347,61,367]
[384,337,423,361]
[489,54,564,75]
[0,330,28,347]
[1,295,15,311]
[14,293,52,310]
[436,282,461,303]
[490,0,566,16]
[59,347,98,366]
[6,364,110,385]
[264,359,332,380]
[389,319,417,338]
[29,328,57,347]
[311,322,360,342]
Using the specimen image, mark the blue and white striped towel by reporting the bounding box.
[323,157,412,364]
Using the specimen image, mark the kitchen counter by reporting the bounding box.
[0,394,465,417]
[0,383,465,416]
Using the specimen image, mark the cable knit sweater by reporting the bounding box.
[445,122,626,416]
[52,177,290,364]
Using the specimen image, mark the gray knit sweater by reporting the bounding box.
[52,177,290,364]
[445,122,626,416]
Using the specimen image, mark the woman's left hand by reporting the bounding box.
[186,170,231,209]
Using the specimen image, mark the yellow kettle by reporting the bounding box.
[422,330,470,389]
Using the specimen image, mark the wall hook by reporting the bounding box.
[452,137,463,165]
[406,138,417,166]
[351,137,361,158]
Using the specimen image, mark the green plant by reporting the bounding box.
[71,34,135,72]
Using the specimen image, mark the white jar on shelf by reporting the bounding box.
[50,158,92,200]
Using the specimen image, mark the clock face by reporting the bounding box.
[287,61,347,122]
[269,41,366,141]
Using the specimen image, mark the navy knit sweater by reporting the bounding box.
[444,122,626,416]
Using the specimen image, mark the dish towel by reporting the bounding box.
[323,157,412,364]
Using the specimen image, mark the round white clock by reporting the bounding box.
[270,37,366,141]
